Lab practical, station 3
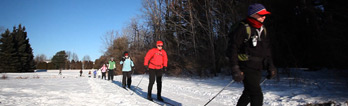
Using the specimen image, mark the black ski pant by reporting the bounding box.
[147,69,163,98]
[122,72,132,88]
[108,69,114,81]
[102,72,106,80]
[237,68,263,106]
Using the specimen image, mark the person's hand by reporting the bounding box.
[267,66,277,79]
[163,67,167,71]
[144,66,149,71]
[232,65,244,82]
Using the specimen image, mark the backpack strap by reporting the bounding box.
[240,22,251,43]
[263,25,267,36]
[240,22,267,43]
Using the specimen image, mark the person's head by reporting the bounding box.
[110,57,114,61]
[124,51,129,58]
[156,41,163,50]
[248,3,271,23]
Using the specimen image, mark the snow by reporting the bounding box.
[1,69,348,106]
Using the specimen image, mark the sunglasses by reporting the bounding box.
[157,45,163,47]
[258,14,266,17]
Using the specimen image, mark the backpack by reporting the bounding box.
[233,21,267,43]
[230,21,267,61]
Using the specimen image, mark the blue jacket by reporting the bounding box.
[120,58,134,72]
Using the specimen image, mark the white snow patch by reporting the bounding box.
[1,69,348,106]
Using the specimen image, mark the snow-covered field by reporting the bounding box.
[1,69,348,106]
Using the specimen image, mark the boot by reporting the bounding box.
[157,95,164,102]
[147,95,153,101]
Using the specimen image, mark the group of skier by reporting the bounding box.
[88,40,167,102]
[94,52,135,89]
[86,3,276,105]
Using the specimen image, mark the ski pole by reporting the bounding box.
[131,73,146,95]
[260,78,267,85]
[204,80,235,106]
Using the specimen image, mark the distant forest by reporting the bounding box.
[94,0,347,77]
[2,0,347,76]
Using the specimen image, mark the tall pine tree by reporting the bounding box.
[0,29,16,72]
[0,24,35,72]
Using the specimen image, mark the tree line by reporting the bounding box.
[95,0,348,77]
[35,51,95,70]
[0,26,96,72]
[2,0,347,75]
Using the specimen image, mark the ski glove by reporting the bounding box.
[163,67,167,72]
[131,67,135,71]
[144,66,149,72]
[267,66,277,79]
[232,65,244,82]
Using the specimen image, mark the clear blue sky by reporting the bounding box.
[0,0,142,61]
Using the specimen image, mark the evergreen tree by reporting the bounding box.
[0,29,15,72]
[51,51,68,69]
[0,24,35,72]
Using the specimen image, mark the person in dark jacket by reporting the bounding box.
[227,3,277,106]
[144,41,168,101]
[80,69,83,77]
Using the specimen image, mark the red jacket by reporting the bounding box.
[144,48,168,69]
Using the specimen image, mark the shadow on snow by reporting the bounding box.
[111,79,182,106]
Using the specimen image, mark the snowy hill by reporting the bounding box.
[1,69,348,106]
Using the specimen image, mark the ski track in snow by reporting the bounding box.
[1,69,348,106]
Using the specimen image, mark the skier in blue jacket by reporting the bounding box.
[120,51,135,88]
[93,70,97,78]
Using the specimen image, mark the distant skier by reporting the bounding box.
[59,69,62,75]
[120,51,135,89]
[108,57,116,81]
[144,41,168,101]
[88,71,92,78]
[80,69,83,77]
[97,69,102,78]
[100,64,107,80]
[93,70,97,78]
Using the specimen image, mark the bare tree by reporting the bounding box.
[66,51,72,61]
[34,54,47,63]
[82,55,91,62]
[0,26,5,33]
[82,55,91,69]
[72,53,79,62]
[142,0,166,41]
[130,17,140,50]
[100,30,120,55]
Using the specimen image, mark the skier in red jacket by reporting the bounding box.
[144,40,168,101]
